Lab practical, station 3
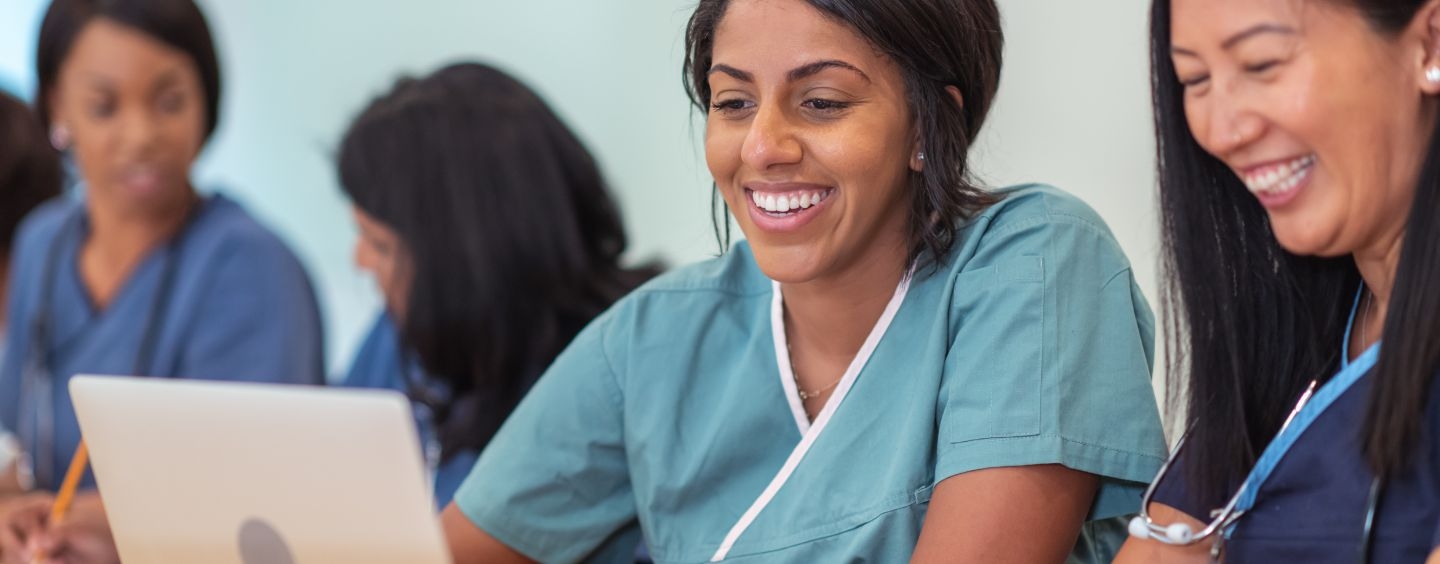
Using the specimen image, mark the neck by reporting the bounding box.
[1352,224,1405,349]
[781,240,909,362]
[83,191,198,268]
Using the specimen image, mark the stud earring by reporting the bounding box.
[49,125,71,151]
[1427,66,1440,85]
[917,152,926,162]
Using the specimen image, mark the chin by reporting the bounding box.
[1270,220,1347,258]
[749,245,825,285]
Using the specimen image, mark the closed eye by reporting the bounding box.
[1244,60,1281,74]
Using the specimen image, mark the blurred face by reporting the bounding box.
[705,0,919,285]
[352,206,412,322]
[1171,0,1440,256]
[49,19,207,218]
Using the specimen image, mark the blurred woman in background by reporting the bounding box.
[0,91,62,378]
[338,62,660,509]
[0,1,324,562]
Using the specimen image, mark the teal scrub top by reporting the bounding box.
[454,184,1166,563]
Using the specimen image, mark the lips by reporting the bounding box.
[741,183,836,234]
[117,165,164,194]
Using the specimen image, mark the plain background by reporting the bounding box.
[0,1,1161,391]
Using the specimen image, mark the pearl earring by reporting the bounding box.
[1427,66,1440,85]
[49,125,71,151]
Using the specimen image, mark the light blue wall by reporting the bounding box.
[0,1,1163,388]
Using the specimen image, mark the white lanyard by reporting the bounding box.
[709,274,911,561]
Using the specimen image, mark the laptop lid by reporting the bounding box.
[69,375,451,564]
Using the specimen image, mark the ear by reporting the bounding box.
[45,84,68,134]
[909,86,966,172]
[1418,0,1440,95]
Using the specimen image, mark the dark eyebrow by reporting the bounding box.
[151,69,184,94]
[1222,23,1296,49]
[788,60,869,83]
[707,60,871,84]
[82,72,115,89]
[708,64,753,82]
[1171,23,1296,58]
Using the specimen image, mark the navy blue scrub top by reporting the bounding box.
[0,194,326,490]
[341,313,477,508]
[1154,361,1440,561]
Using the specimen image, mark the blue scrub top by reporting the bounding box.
[341,312,477,508]
[0,194,325,490]
[1154,357,1440,561]
[454,184,1168,563]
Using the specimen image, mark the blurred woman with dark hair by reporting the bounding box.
[0,1,324,561]
[337,62,660,509]
[0,91,61,367]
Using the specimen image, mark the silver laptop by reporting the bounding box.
[70,375,451,564]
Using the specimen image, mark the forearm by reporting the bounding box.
[912,465,1098,563]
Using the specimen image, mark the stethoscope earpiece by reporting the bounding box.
[1165,522,1195,544]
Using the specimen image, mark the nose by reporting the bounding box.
[119,107,161,158]
[1191,83,1265,158]
[740,103,802,171]
[353,238,373,273]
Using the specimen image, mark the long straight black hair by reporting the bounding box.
[339,62,660,461]
[1151,0,1440,506]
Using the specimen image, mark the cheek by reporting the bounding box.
[704,123,742,182]
[1183,98,1216,155]
[165,107,207,160]
[815,123,907,203]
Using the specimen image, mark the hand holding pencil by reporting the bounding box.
[0,443,117,564]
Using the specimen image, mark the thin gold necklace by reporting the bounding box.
[788,343,842,401]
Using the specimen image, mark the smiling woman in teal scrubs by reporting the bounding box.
[441,0,1166,562]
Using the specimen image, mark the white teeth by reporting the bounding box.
[1242,155,1315,196]
[749,189,832,214]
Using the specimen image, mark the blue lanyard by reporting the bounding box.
[1226,289,1378,537]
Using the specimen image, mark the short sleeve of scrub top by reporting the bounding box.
[452,184,1166,563]
[0,194,325,490]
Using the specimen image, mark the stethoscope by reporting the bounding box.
[1128,289,1385,563]
[16,204,195,490]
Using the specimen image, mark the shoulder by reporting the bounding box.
[187,195,303,266]
[566,244,770,368]
[932,183,1131,280]
[7,196,81,290]
[624,242,770,299]
[12,196,80,255]
[966,183,1119,242]
[183,194,312,289]
[341,313,404,390]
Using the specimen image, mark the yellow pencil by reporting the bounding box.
[32,441,89,564]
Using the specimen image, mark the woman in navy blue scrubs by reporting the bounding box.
[337,62,658,509]
[0,1,323,562]
[1118,0,1440,561]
